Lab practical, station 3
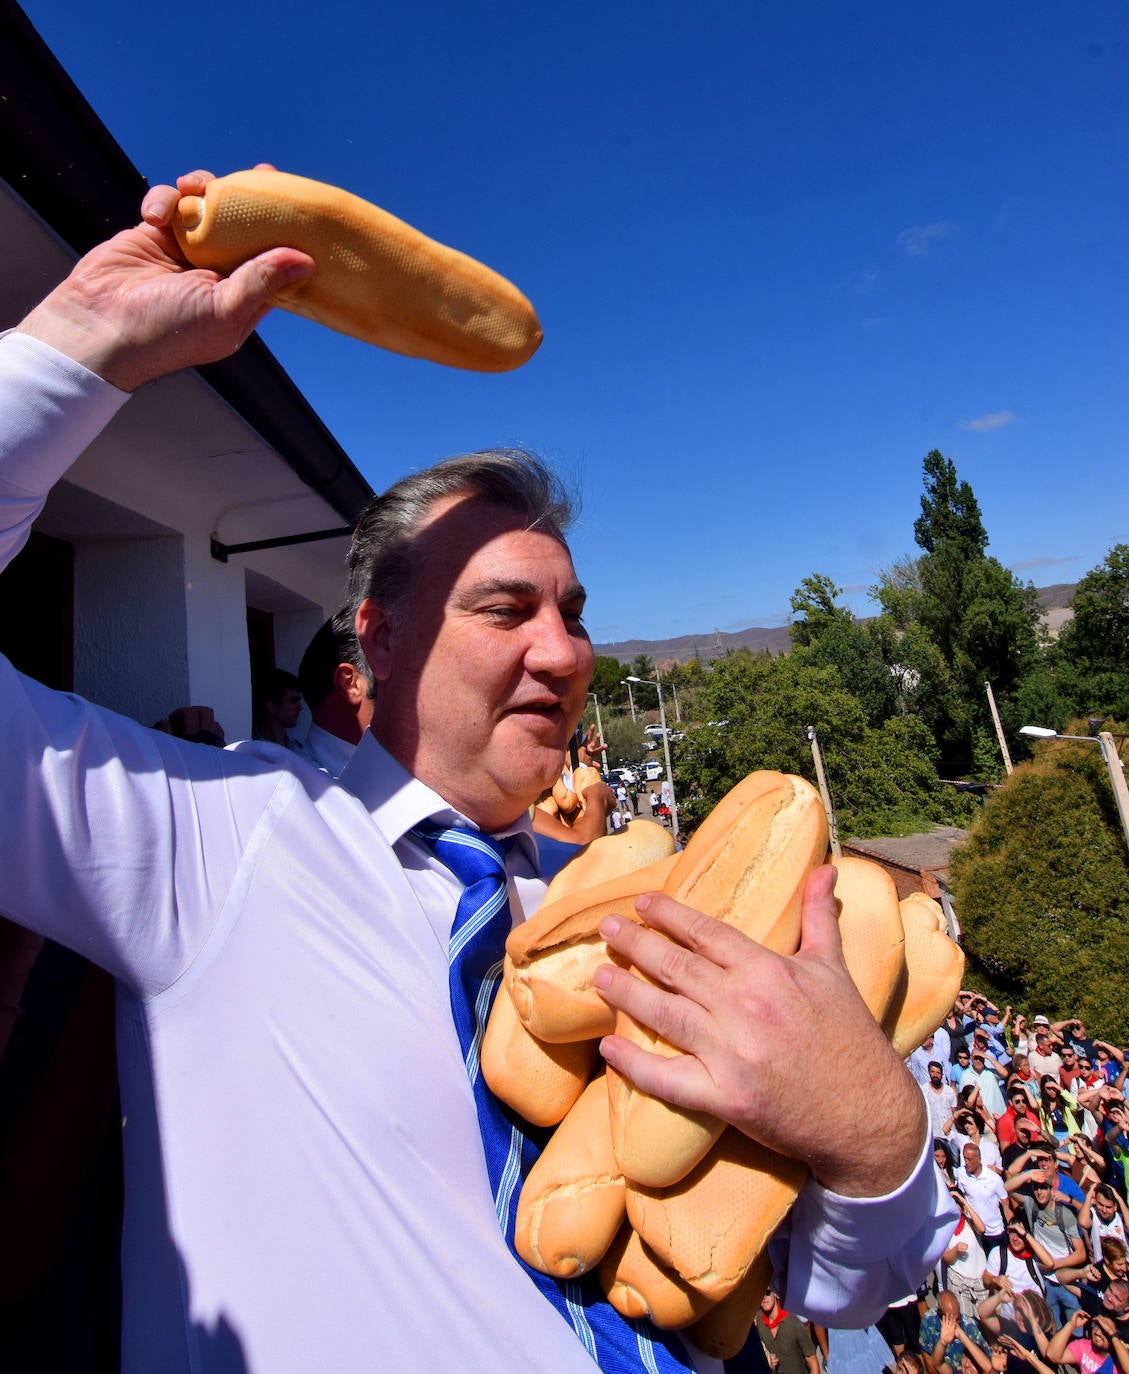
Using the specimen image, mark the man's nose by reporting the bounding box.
[526,608,582,676]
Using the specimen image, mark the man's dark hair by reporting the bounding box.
[347,449,577,625]
[298,607,373,710]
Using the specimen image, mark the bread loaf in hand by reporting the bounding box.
[172,169,542,371]
[608,772,828,1188]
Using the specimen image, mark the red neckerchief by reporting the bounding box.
[762,1306,790,1331]
[953,1215,967,1237]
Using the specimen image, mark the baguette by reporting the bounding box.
[514,1076,625,1277]
[172,169,542,372]
[888,892,964,1057]
[686,1252,773,1359]
[504,854,679,1043]
[598,1225,714,1330]
[830,855,906,1022]
[479,980,597,1127]
[609,773,828,1188]
[625,1128,807,1303]
[539,821,676,902]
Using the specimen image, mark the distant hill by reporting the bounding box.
[595,582,1077,665]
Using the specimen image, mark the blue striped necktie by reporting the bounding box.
[413,821,699,1373]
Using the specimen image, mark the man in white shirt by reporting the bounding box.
[0,170,953,1371]
[294,606,374,777]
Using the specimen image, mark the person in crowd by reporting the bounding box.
[980,1217,1057,1327]
[954,1109,1004,1175]
[999,1082,1043,1150]
[1040,1075,1083,1147]
[755,1286,819,1374]
[1093,1044,1129,1092]
[942,1184,990,1320]
[250,666,304,747]
[921,1287,989,1374]
[0,167,951,1370]
[957,1141,1009,1270]
[293,606,374,776]
[1080,1184,1129,1263]
[1019,1178,1087,1325]
[1029,1030,1065,1084]
[924,1059,960,1137]
[1045,1309,1119,1373]
[961,1047,1007,1119]
[936,1139,960,1188]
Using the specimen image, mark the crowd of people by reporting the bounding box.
[841,997,1129,1374]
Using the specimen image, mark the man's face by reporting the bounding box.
[963,1144,981,1172]
[268,687,304,730]
[971,1053,986,1073]
[760,1290,778,1314]
[1096,1194,1118,1223]
[360,496,592,830]
[1033,1180,1053,1208]
[1062,1049,1078,1072]
[957,1050,971,1072]
[929,1064,944,1086]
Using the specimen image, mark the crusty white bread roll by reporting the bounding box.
[551,775,579,817]
[888,892,964,1057]
[171,169,542,372]
[625,1129,808,1304]
[540,821,677,902]
[608,773,828,1188]
[479,980,597,1127]
[598,1225,714,1330]
[514,1077,626,1277]
[686,1251,773,1359]
[504,854,679,1043]
[831,855,906,1022]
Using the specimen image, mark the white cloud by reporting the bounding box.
[895,222,952,256]
[959,410,1018,432]
[1010,555,1078,571]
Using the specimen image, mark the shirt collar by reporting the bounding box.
[338,731,539,867]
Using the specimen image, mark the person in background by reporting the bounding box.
[755,1286,819,1374]
[294,607,374,777]
[251,667,304,748]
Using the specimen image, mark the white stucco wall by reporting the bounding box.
[73,535,189,727]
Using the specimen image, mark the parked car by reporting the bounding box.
[644,760,664,782]
[643,724,667,739]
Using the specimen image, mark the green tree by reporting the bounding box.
[789,575,897,726]
[672,649,975,839]
[1056,545,1129,720]
[588,654,629,710]
[950,720,1129,1041]
[913,449,988,556]
[873,452,1041,770]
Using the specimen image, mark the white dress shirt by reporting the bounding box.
[295,719,357,777]
[0,330,955,1371]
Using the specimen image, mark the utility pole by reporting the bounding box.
[984,681,1013,776]
[806,725,841,857]
[1099,732,1129,862]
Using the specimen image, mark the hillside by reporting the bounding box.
[596,582,1077,665]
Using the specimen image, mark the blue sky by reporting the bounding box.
[20,1,1128,644]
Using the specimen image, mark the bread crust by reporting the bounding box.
[172,169,542,372]
[830,855,906,1021]
[514,1077,625,1277]
[598,1225,715,1330]
[889,892,964,1056]
[505,854,678,1043]
[625,1129,807,1303]
[609,774,828,1188]
[479,979,596,1127]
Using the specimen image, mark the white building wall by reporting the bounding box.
[73,535,188,725]
[183,538,257,741]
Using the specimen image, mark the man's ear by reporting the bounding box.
[333,663,368,704]
[355,598,394,683]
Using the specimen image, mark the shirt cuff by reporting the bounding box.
[771,1120,958,1325]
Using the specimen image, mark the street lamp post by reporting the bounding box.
[1019,725,1129,861]
[626,674,678,842]
[620,679,636,723]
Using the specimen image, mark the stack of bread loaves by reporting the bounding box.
[483,770,964,1358]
